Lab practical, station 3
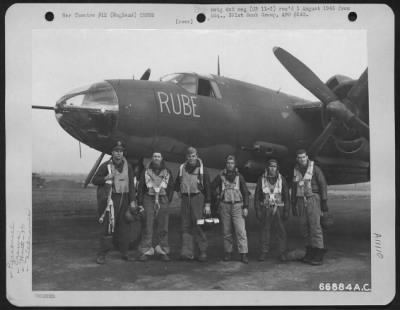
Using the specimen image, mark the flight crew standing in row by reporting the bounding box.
[137,152,174,262]
[175,147,212,262]
[211,155,250,264]
[254,159,290,262]
[92,141,137,264]
[292,149,328,265]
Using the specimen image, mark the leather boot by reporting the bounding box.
[241,253,249,264]
[96,237,109,264]
[299,246,314,263]
[138,253,150,262]
[279,252,289,262]
[309,248,327,265]
[223,252,232,261]
[198,252,208,262]
[160,254,171,262]
[121,253,136,262]
[180,254,194,261]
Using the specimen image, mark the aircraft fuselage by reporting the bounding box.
[55,73,369,184]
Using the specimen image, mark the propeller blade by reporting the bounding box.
[348,115,370,140]
[32,105,54,110]
[83,152,105,188]
[140,68,151,80]
[345,69,368,106]
[79,142,82,159]
[273,47,338,104]
[308,121,338,158]
[274,47,370,151]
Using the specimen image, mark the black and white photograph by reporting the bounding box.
[6,3,395,307]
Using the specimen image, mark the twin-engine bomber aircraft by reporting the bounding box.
[33,47,370,186]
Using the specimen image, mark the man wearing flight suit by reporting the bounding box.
[175,147,212,262]
[137,152,174,262]
[211,155,250,264]
[254,159,290,262]
[291,149,328,265]
[92,141,137,264]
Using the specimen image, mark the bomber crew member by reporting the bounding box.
[292,149,328,265]
[92,141,137,264]
[137,152,174,262]
[211,155,250,264]
[175,147,212,262]
[254,159,290,262]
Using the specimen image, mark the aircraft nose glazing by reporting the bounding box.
[55,81,119,143]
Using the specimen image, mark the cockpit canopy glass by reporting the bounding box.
[160,73,222,99]
[160,73,197,94]
[57,81,118,111]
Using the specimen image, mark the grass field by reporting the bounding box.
[31,172,371,291]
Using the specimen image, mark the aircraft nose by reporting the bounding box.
[55,81,119,143]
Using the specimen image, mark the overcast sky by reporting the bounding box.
[32,29,367,173]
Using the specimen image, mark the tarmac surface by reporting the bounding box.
[32,183,370,291]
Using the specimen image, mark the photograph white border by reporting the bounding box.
[5,3,395,306]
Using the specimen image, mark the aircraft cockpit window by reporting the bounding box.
[82,82,118,110]
[160,73,197,94]
[179,75,197,94]
[58,84,90,107]
[160,73,182,84]
[210,80,222,99]
[58,81,118,111]
[198,78,222,99]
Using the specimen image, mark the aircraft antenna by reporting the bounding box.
[217,55,220,76]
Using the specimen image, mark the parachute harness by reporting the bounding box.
[153,187,161,216]
[145,167,169,216]
[98,164,116,234]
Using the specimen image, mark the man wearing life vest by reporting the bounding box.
[211,155,250,264]
[92,141,137,264]
[291,149,328,265]
[254,159,290,262]
[137,152,174,262]
[175,146,212,262]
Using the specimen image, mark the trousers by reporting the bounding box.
[139,194,169,255]
[219,202,248,254]
[258,205,287,254]
[297,194,324,248]
[180,193,207,257]
[98,193,134,256]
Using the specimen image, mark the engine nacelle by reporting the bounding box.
[334,137,370,161]
[325,75,354,99]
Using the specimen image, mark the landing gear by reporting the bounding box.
[129,157,144,186]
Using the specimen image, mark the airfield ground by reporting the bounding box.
[32,176,370,291]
